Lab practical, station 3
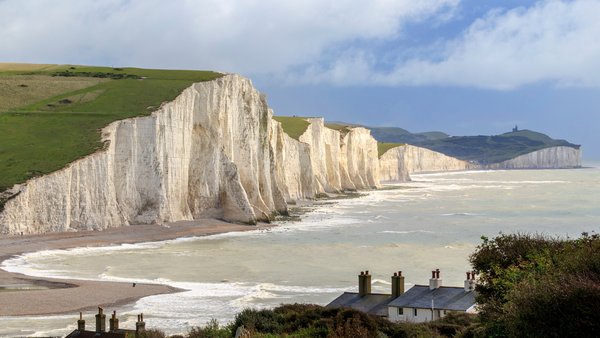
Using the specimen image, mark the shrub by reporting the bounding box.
[187,318,233,338]
[468,232,600,338]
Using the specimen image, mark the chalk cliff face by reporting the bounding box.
[488,146,582,169]
[379,145,481,181]
[341,127,380,189]
[269,120,381,203]
[1,75,287,234]
[269,118,316,202]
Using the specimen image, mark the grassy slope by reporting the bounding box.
[323,124,350,133]
[272,116,311,140]
[377,142,406,159]
[412,130,580,163]
[326,121,449,143]
[0,65,223,192]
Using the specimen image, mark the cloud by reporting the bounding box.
[294,0,600,89]
[0,0,458,75]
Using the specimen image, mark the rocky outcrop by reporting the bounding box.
[488,146,582,169]
[379,145,481,181]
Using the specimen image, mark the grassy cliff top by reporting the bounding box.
[0,63,223,192]
[377,142,406,158]
[272,116,311,140]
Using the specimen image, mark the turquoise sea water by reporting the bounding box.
[1,162,599,336]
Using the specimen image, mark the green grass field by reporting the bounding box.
[0,64,223,192]
[323,124,350,134]
[377,142,405,158]
[272,116,311,140]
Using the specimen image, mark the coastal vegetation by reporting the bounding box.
[0,64,223,192]
[467,232,600,337]
[142,304,477,338]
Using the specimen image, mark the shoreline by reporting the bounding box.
[0,219,275,317]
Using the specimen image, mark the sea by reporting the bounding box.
[1,161,599,337]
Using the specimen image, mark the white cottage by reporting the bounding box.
[387,270,478,323]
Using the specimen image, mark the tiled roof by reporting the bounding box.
[326,292,392,316]
[387,285,477,311]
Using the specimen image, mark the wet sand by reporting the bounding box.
[0,219,273,316]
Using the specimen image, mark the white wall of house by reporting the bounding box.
[388,307,449,323]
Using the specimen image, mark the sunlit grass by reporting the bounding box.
[272,116,311,140]
[377,142,405,158]
[0,65,224,192]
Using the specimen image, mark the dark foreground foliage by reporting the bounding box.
[155,304,477,338]
[469,232,600,338]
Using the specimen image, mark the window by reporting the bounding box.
[414,308,418,317]
[437,310,441,318]
[443,310,447,315]
[398,308,403,316]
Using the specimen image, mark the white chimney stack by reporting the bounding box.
[429,269,441,290]
[464,271,476,292]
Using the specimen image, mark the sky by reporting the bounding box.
[1,0,598,158]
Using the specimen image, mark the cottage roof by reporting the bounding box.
[387,285,477,311]
[326,292,392,317]
[65,331,129,338]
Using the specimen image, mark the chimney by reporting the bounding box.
[77,312,85,331]
[464,272,473,292]
[95,307,106,333]
[429,269,441,290]
[358,271,371,297]
[391,271,405,299]
[109,310,119,331]
[136,313,146,333]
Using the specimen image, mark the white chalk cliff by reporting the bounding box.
[0,75,583,234]
[0,75,382,234]
[1,75,287,234]
[487,146,582,169]
[379,145,481,181]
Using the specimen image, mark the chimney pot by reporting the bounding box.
[394,272,397,276]
[472,272,476,280]
[432,271,436,278]
[366,270,369,275]
[399,271,402,276]
[361,271,364,275]
[78,312,85,331]
[467,272,471,279]
[436,270,440,279]
[96,306,106,332]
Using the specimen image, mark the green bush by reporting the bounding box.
[468,232,600,338]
